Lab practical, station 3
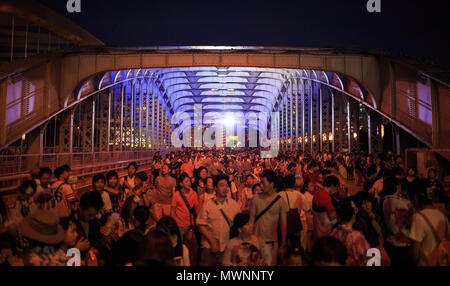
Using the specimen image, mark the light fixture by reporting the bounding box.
[329,132,333,141]
[21,134,26,141]
[353,132,358,139]
[221,114,236,127]
[381,125,385,139]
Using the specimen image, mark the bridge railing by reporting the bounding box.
[0,148,175,194]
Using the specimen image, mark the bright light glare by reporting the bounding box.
[221,114,236,127]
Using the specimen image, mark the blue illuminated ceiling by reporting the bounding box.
[150,67,297,128]
[89,65,370,131]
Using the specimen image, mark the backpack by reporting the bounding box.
[285,192,303,235]
[418,212,450,266]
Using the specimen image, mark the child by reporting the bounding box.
[222,213,264,266]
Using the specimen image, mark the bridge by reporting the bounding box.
[0,0,449,197]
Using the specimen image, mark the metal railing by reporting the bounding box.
[0,148,175,194]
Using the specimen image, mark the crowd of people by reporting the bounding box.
[0,148,449,266]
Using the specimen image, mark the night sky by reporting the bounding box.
[38,0,450,69]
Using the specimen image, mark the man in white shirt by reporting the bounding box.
[197,174,240,266]
[249,170,288,266]
[382,177,414,265]
[409,183,450,266]
[51,165,77,219]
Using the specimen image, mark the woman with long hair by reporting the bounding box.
[156,216,190,266]
[117,196,140,237]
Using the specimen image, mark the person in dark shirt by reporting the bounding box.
[403,167,418,196]
[364,167,378,193]
[73,191,108,264]
[426,168,444,203]
[353,191,383,248]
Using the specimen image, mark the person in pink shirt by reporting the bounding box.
[171,173,199,239]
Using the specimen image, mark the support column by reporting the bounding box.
[284,92,288,151]
[394,125,401,155]
[289,79,297,151]
[369,110,382,154]
[350,100,360,153]
[347,98,351,153]
[107,90,111,152]
[120,84,124,152]
[112,86,121,152]
[25,124,46,170]
[368,109,372,154]
[331,91,335,153]
[139,81,143,150]
[294,79,299,150]
[99,92,109,153]
[319,86,323,153]
[80,97,94,164]
[339,94,346,152]
[157,96,160,149]
[151,82,155,150]
[146,81,150,149]
[310,81,314,155]
[91,97,95,154]
[301,79,305,153]
[130,84,135,149]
